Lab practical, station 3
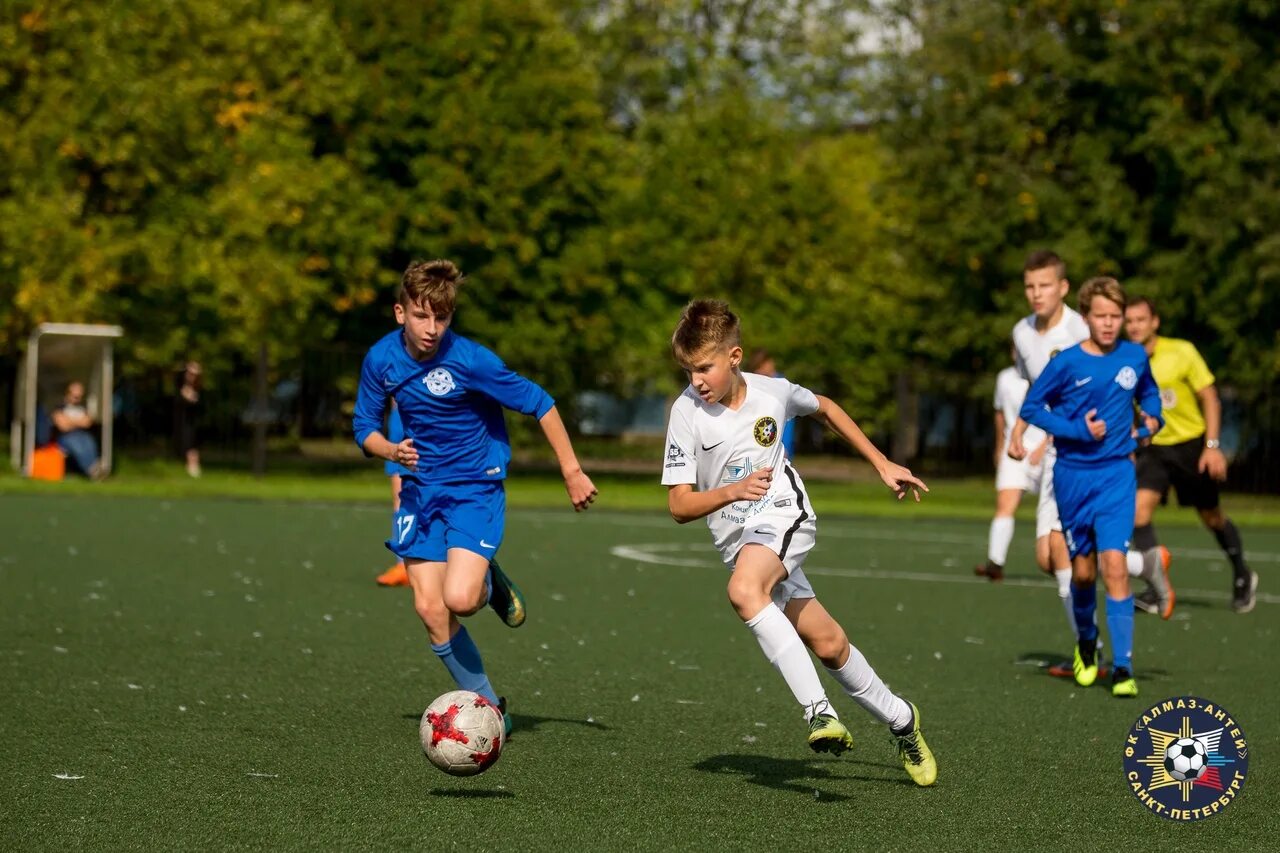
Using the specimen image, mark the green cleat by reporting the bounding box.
[1073,638,1099,688]
[487,559,526,628]
[1111,668,1138,698]
[807,711,854,756]
[892,701,938,787]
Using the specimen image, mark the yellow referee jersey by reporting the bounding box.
[1149,337,1215,445]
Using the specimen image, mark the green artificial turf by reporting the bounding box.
[0,494,1274,850]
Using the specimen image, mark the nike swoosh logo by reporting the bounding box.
[479,540,497,549]
[701,441,725,451]
[1075,377,1093,387]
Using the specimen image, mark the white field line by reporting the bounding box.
[608,542,1280,605]
[343,504,1280,562]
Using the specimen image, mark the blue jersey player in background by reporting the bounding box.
[353,259,598,734]
[1021,277,1162,699]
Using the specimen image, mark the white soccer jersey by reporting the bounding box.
[1012,306,1089,384]
[662,373,819,563]
[993,366,1045,449]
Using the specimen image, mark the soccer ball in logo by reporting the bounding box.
[1164,737,1207,782]
[420,690,504,776]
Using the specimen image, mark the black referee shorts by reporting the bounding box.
[1135,437,1220,510]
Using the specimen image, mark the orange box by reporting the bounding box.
[30,444,66,481]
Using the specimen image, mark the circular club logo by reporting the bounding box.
[423,367,456,396]
[1115,365,1138,390]
[753,417,778,447]
[1123,696,1249,821]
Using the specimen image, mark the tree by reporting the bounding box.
[0,1,388,374]
[878,0,1280,399]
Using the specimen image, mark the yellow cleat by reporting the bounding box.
[807,712,854,756]
[892,702,937,787]
[1111,668,1139,698]
[1073,640,1099,688]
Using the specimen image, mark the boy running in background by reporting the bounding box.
[974,346,1049,581]
[997,251,1089,649]
[353,260,597,733]
[661,299,937,786]
[1020,278,1162,698]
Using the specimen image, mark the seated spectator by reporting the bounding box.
[52,381,104,479]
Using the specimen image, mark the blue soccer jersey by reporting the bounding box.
[353,328,554,484]
[1019,340,1162,467]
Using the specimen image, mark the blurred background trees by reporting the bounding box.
[2,0,1276,475]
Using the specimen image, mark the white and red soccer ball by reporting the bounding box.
[419,690,504,776]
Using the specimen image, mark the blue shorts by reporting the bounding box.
[388,479,506,563]
[384,407,412,477]
[1052,459,1136,559]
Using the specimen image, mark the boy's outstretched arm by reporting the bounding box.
[538,406,598,511]
[667,469,773,524]
[810,395,929,502]
[361,431,419,471]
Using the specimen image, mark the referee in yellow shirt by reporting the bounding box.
[1124,297,1258,613]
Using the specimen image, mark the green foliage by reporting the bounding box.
[2,0,1275,444]
[879,0,1280,394]
[0,0,388,372]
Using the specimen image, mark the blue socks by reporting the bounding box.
[1106,595,1134,671]
[1071,582,1098,643]
[431,625,498,704]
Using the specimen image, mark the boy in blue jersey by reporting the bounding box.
[353,260,598,731]
[1020,277,1162,698]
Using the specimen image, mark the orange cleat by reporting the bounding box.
[1157,546,1175,620]
[376,562,410,587]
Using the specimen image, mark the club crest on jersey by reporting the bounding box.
[1115,366,1138,391]
[423,368,456,396]
[1161,388,1177,410]
[753,417,778,447]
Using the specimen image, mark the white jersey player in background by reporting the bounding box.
[661,299,937,786]
[996,249,1092,670]
[973,352,1049,582]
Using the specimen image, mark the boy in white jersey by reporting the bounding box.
[661,300,937,786]
[973,347,1049,581]
[996,250,1090,665]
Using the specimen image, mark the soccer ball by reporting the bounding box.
[1163,737,1207,782]
[420,690,504,777]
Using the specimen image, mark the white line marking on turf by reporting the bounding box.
[53,773,84,780]
[520,509,1280,561]
[608,543,1280,605]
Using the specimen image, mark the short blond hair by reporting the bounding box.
[1078,276,1126,314]
[671,299,741,362]
[400,259,463,315]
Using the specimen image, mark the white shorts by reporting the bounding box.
[995,452,1044,494]
[726,512,817,608]
[1035,454,1063,539]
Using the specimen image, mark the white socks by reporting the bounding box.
[1054,568,1075,638]
[825,643,912,731]
[988,516,1016,565]
[745,603,830,720]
